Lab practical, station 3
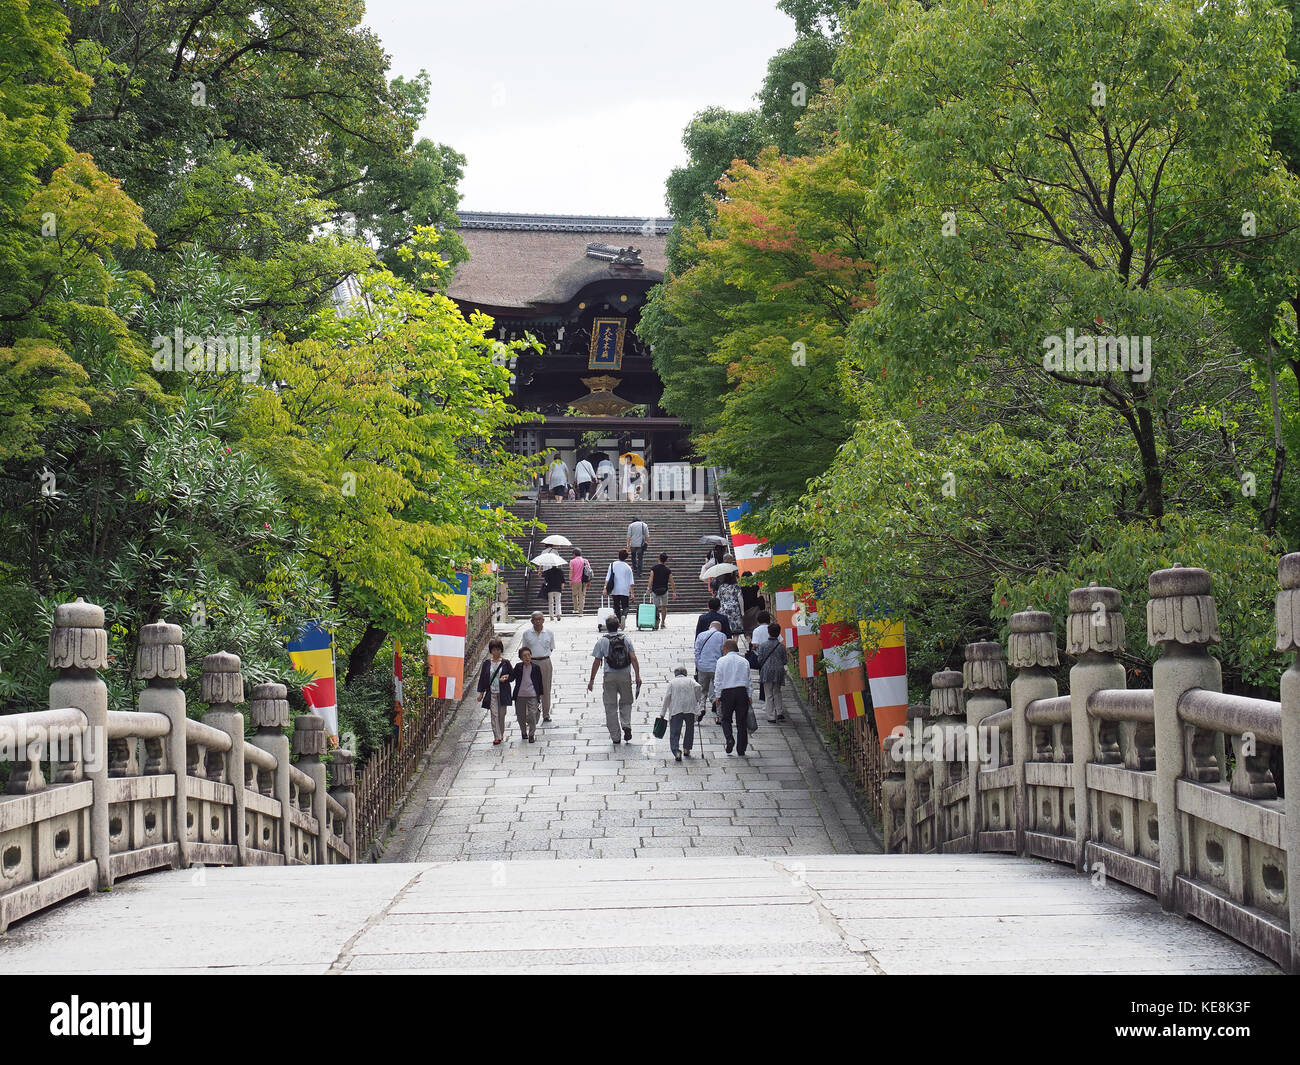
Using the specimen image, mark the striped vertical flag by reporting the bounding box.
[861,619,908,744]
[393,639,404,747]
[820,619,867,722]
[775,588,798,650]
[794,589,821,678]
[427,572,471,700]
[725,502,769,576]
[286,621,339,740]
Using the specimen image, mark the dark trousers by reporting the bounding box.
[719,686,749,754]
[630,545,646,577]
[669,712,695,754]
[612,594,629,624]
[577,480,594,500]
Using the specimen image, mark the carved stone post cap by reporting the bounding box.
[332,748,356,787]
[1068,584,1121,612]
[54,597,104,628]
[250,683,290,728]
[929,672,965,717]
[136,620,187,681]
[1275,555,1300,652]
[1148,563,1211,597]
[1009,609,1053,633]
[882,735,904,771]
[1279,553,1300,590]
[48,597,109,670]
[963,641,1007,691]
[292,713,328,757]
[200,651,244,705]
[1147,564,1219,647]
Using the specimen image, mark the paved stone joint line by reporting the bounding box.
[386,614,882,862]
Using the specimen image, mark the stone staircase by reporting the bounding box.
[501,499,728,618]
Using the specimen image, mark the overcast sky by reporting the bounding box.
[363,0,795,217]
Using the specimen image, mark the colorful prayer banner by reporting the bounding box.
[820,619,867,722]
[794,589,821,679]
[426,572,470,700]
[860,619,908,744]
[725,502,769,575]
[393,639,405,747]
[286,621,339,739]
[774,587,798,651]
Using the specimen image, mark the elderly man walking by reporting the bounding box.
[693,620,727,718]
[521,611,557,723]
[714,639,752,756]
[587,616,642,744]
[659,666,703,762]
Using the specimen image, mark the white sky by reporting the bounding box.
[363,0,795,217]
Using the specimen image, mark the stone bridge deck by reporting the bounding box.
[0,856,1276,973]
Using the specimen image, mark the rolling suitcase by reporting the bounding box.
[636,593,657,631]
[596,594,616,632]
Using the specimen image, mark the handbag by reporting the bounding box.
[652,715,667,739]
[747,701,758,732]
[605,564,615,595]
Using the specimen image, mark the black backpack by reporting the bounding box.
[605,633,631,670]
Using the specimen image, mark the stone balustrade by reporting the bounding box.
[886,561,1300,973]
[0,603,354,931]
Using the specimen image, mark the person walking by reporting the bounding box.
[574,456,596,500]
[475,638,513,745]
[595,456,616,500]
[758,623,789,723]
[695,597,733,637]
[511,646,544,742]
[626,517,650,578]
[717,571,744,635]
[713,639,752,755]
[659,666,702,762]
[521,612,557,722]
[569,548,592,615]
[605,549,635,627]
[699,544,726,591]
[546,454,569,500]
[693,620,727,717]
[648,552,675,629]
[587,616,642,744]
[542,563,565,621]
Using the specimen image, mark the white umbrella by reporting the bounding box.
[541,534,573,547]
[701,562,738,579]
[699,535,729,546]
[531,551,566,568]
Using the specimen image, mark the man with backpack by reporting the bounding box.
[587,616,643,744]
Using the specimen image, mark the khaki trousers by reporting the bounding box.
[571,581,587,615]
[516,696,539,738]
[488,690,507,742]
[536,657,554,720]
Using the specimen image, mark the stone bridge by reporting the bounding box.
[0,557,1296,974]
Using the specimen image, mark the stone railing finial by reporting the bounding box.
[1274,553,1300,653]
[332,748,356,788]
[48,597,109,670]
[292,713,328,758]
[1067,582,1125,656]
[929,670,965,717]
[1147,564,1220,647]
[200,651,244,706]
[136,621,186,682]
[250,683,290,730]
[963,641,1006,692]
[1008,608,1059,669]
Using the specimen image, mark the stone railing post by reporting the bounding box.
[964,641,1007,851]
[1066,583,1127,873]
[136,622,188,869]
[201,652,246,865]
[1274,553,1300,973]
[1149,564,1222,911]
[902,702,929,852]
[1008,609,1059,857]
[329,749,357,862]
[929,670,965,850]
[292,713,329,864]
[881,736,905,853]
[48,598,110,888]
[248,683,292,864]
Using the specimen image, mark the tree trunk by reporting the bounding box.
[345,623,388,686]
[1133,404,1165,521]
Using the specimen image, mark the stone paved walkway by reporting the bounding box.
[385,613,880,862]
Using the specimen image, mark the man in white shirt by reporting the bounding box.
[713,640,752,755]
[626,518,650,578]
[574,456,596,500]
[660,667,703,762]
[605,549,635,626]
[595,457,616,500]
[520,612,557,722]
